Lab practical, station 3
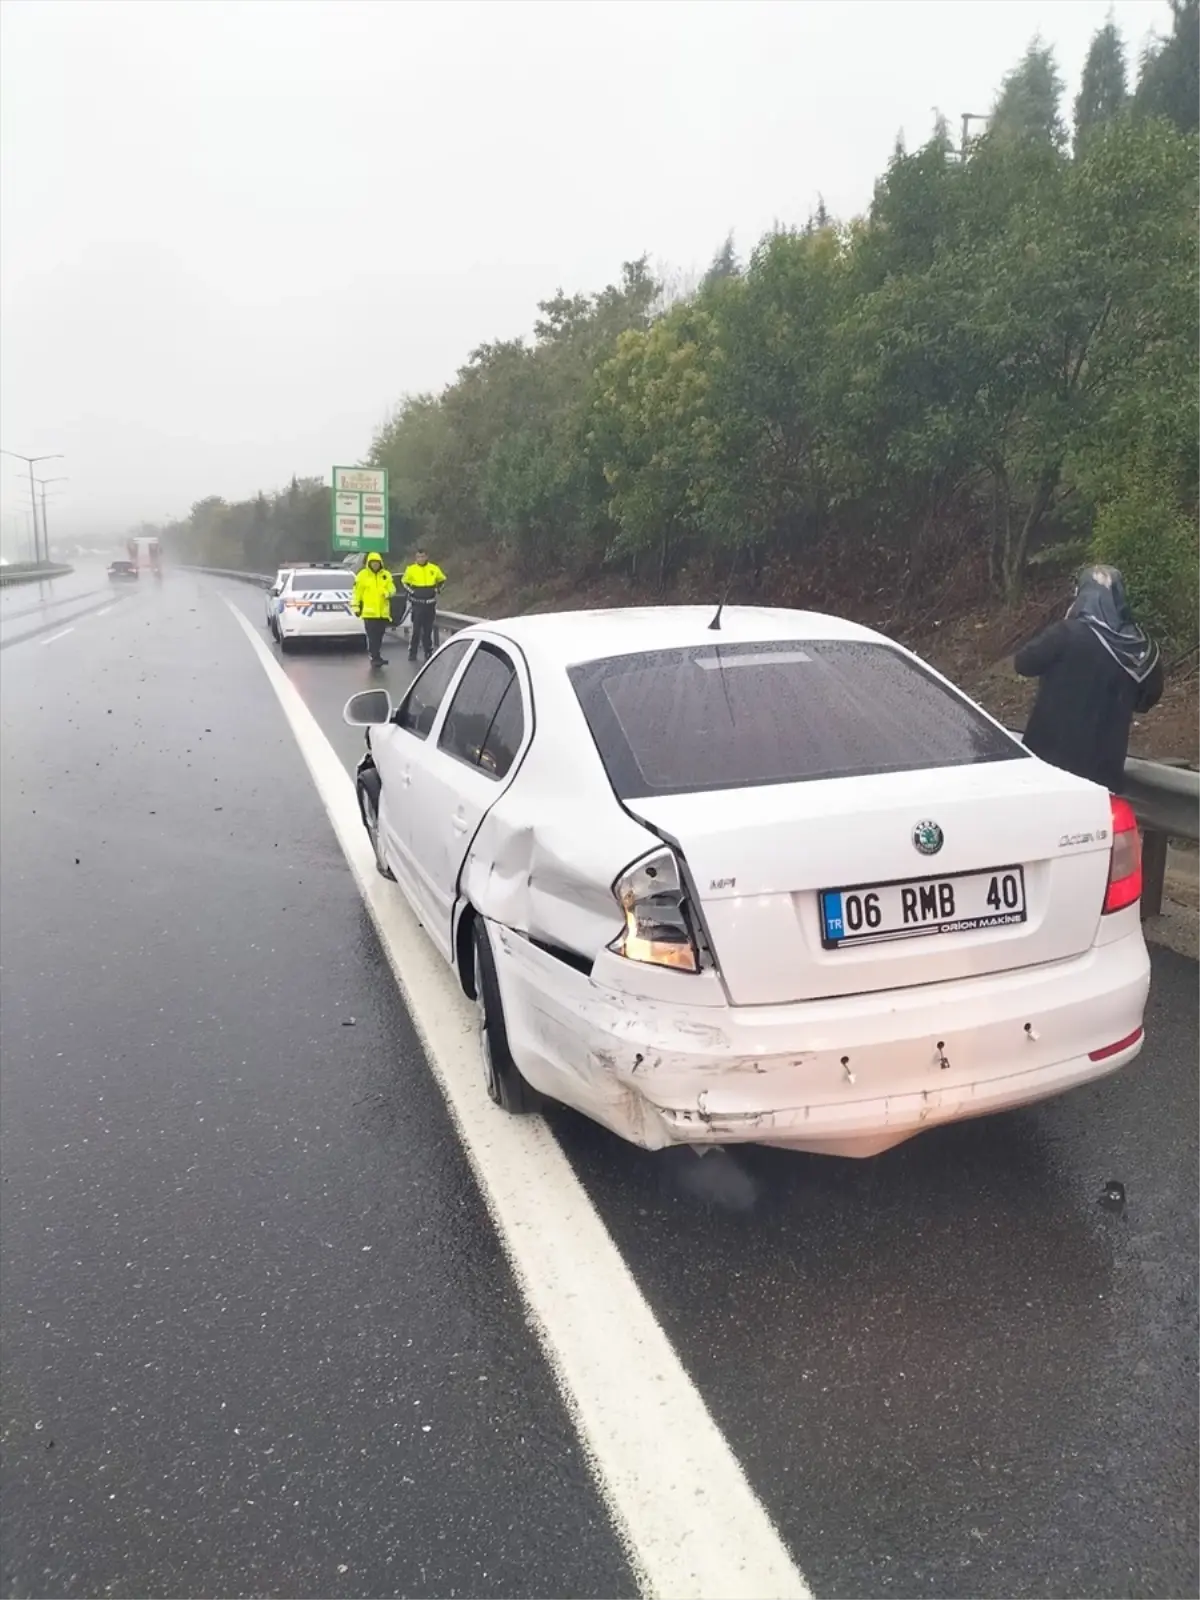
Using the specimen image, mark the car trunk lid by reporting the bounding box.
[627,761,1113,1004]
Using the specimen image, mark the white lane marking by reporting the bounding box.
[225,598,811,1600]
[40,627,75,646]
[94,606,113,617]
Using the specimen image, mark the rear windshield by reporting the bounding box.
[569,640,1025,799]
[291,572,351,591]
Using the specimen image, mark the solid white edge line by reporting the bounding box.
[224,597,812,1600]
[39,627,75,645]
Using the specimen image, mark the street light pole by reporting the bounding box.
[27,459,39,564]
[0,449,64,564]
[35,477,69,563]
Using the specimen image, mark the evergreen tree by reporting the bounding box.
[1074,17,1129,146]
[991,39,1067,148]
[701,232,738,288]
[1135,0,1199,133]
[802,196,832,236]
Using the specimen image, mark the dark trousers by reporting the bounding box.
[363,617,389,662]
[409,599,437,661]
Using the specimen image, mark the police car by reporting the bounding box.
[264,568,295,636]
[271,564,363,653]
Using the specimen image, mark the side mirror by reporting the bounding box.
[343,689,393,727]
[269,583,282,596]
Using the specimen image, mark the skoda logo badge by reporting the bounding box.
[913,820,944,856]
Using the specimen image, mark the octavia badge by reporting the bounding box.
[913,819,944,856]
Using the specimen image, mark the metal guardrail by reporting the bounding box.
[0,561,73,586]
[1121,755,1198,837]
[1120,756,1198,916]
[188,565,1198,916]
[182,564,265,584]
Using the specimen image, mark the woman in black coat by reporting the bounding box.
[1014,565,1163,792]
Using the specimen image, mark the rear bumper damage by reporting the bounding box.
[489,920,1150,1158]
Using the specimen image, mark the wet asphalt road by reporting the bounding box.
[1,566,1197,1599]
[0,565,138,649]
[0,572,630,1600]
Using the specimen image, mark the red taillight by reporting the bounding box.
[1103,795,1142,914]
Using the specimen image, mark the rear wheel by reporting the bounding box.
[357,770,394,880]
[279,634,296,654]
[473,919,539,1114]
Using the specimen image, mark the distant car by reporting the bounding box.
[107,560,138,581]
[343,605,1150,1159]
[274,565,362,653]
[264,568,295,638]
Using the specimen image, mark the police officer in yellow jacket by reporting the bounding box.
[402,549,446,663]
[352,552,397,667]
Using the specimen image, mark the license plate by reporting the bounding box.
[316,602,347,612]
[820,865,1027,949]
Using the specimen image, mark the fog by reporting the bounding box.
[0,0,1169,548]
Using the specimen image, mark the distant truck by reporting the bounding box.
[126,536,162,575]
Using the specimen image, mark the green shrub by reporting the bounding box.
[1092,482,1199,654]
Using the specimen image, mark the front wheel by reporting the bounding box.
[357,770,394,880]
[473,919,539,1114]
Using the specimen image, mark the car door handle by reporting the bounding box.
[399,770,411,788]
[451,812,469,835]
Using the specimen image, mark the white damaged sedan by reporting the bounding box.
[343,606,1150,1158]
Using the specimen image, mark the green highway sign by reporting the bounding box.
[331,465,389,553]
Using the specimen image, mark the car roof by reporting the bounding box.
[289,566,351,580]
[473,605,886,667]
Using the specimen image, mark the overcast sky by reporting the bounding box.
[0,0,1172,547]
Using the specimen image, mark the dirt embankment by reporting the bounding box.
[441,550,1198,767]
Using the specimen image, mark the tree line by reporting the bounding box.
[158,8,1199,649]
